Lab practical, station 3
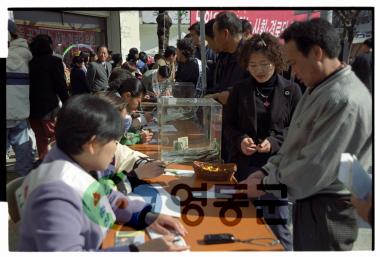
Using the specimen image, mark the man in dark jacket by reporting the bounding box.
[351,38,373,93]
[188,22,217,93]
[208,11,251,163]
[209,11,250,105]
[28,34,69,161]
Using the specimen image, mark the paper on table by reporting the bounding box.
[115,230,145,247]
[164,168,194,177]
[191,185,238,199]
[162,124,178,132]
[126,193,153,205]
[150,184,181,218]
[127,185,180,217]
[338,153,372,199]
[144,123,159,132]
[146,228,189,250]
[146,227,164,239]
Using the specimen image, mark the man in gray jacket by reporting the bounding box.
[240,18,372,250]
[86,46,112,93]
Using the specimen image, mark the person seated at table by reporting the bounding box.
[142,65,171,98]
[94,92,173,231]
[109,70,153,145]
[117,78,155,135]
[17,95,188,251]
[108,67,135,94]
[94,91,163,182]
[224,33,302,251]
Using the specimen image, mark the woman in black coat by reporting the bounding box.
[28,34,69,161]
[224,33,302,251]
[70,56,90,95]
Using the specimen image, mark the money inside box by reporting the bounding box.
[158,98,222,164]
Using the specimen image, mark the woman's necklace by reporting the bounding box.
[255,87,271,108]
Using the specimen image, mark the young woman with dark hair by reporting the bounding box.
[17,94,188,251]
[117,78,154,143]
[117,78,145,112]
[142,65,171,97]
[70,55,90,95]
[93,91,165,182]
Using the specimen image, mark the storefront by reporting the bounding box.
[13,10,109,66]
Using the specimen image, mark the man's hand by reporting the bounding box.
[351,192,372,224]
[136,235,189,251]
[145,213,188,237]
[239,171,266,198]
[257,138,271,153]
[248,170,266,180]
[240,137,257,156]
[203,93,219,99]
[135,160,165,179]
[216,91,230,105]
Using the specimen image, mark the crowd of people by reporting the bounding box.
[6,11,373,252]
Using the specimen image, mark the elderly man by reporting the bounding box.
[209,11,250,105]
[86,46,112,93]
[241,18,372,250]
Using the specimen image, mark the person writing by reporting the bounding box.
[17,95,188,251]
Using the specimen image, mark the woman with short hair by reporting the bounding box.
[224,33,302,251]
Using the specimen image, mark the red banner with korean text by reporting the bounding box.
[190,10,320,37]
[16,24,97,51]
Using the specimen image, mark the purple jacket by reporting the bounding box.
[17,146,151,251]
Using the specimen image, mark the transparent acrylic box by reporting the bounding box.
[171,82,196,98]
[158,98,222,164]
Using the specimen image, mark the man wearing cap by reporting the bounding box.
[6,19,35,176]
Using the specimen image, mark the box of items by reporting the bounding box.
[158,98,222,164]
